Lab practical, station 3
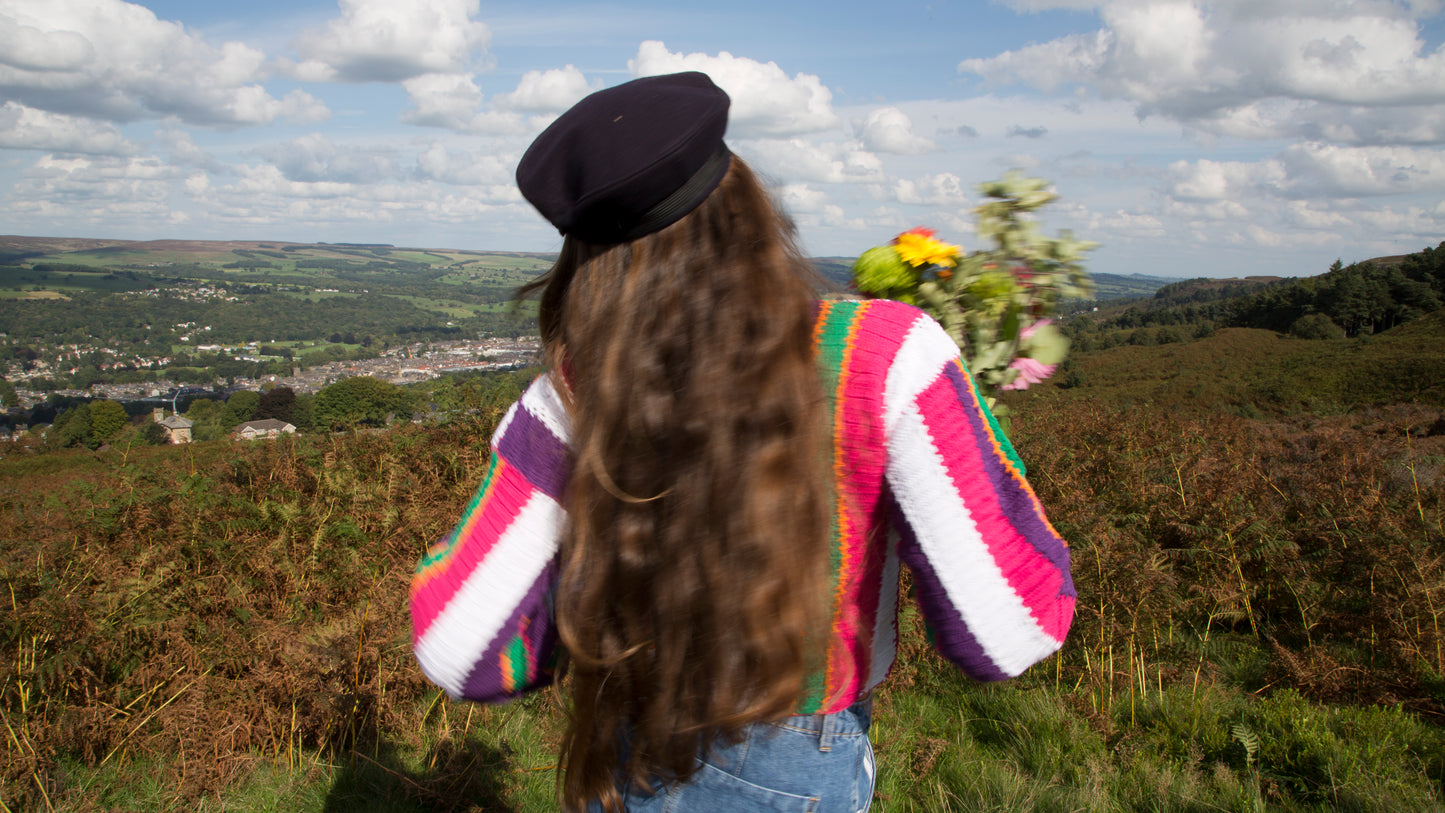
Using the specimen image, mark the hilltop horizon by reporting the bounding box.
[6,232,1415,286]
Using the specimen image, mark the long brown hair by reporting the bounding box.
[522,157,831,811]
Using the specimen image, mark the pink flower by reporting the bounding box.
[1019,319,1052,340]
[1000,356,1056,391]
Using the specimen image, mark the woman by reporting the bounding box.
[411,72,1074,812]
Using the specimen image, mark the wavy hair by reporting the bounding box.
[521,157,831,811]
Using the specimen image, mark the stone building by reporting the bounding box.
[152,408,193,444]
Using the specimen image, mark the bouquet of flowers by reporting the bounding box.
[851,172,1095,411]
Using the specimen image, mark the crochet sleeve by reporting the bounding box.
[410,375,571,702]
[882,311,1075,681]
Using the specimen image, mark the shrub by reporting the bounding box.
[1291,313,1346,340]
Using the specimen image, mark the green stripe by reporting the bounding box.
[798,300,862,713]
[416,452,502,571]
[964,371,1027,476]
[504,633,530,689]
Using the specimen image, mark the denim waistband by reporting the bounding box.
[771,696,874,751]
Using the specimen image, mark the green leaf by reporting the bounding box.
[852,246,916,301]
[999,303,1022,345]
[1023,322,1069,365]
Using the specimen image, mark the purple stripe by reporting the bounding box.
[890,500,1010,682]
[460,564,557,702]
[496,403,571,501]
[942,365,1075,598]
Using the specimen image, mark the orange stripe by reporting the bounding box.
[411,455,506,597]
[824,300,869,705]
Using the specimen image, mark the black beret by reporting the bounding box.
[516,71,731,244]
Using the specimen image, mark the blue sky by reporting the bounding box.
[2,0,1442,279]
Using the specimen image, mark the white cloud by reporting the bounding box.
[1167,157,1276,201]
[1276,142,1445,196]
[414,142,516,187]
[231,162,365,200]
[1280,199,1352,231]
[1294,103,1445,146]
[959,31,1111,95]
[892,173,970,206]
[629,41,839,137]
[250,133,401,184]
[960,1,1445,145]
[189,163,529,234]
[778,183,830,213]
[2,0,1438,276]
[228,88,329,127]
[736,139,884,185]
[0,0,329,127]
[1165,196,1253,221]
[289,0,490,83]
[3,154,182,224]
[0,102,134,155]
[400,73,528,134]
[857,107,936,154]
[154,128,227,174]
[402,73,479,127]
[183,173,209,196]
[1168,142,1445,205]
[1349,201,1445,238]
[1080,208,1168,238]
[493,66,598,113]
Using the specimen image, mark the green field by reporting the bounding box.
[0,289,70,300]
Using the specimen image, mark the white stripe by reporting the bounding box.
[887,408,1059,676]
[882,316,957,440]
[414,491,564,697]
[519,372,572,446]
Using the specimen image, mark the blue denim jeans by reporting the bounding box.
[594,698,875,813]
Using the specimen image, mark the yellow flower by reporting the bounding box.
[893,228,960,268]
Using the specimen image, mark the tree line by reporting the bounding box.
[1068,241,1444,347]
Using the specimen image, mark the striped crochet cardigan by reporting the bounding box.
[411,299,1075,713]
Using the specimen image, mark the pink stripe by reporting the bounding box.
[914,374,1069,642]
[824,301,927,708]
[410,459,533,642]
[836,310,915,700]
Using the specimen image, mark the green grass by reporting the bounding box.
[53,249,174,266]
[0,265,153,294]
[867,673,1445,812]
[387,294,495,319]
[1021,312,1445,415]
[277,290,362,301]
[34,664,1441,811]
[0,289,70,299]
